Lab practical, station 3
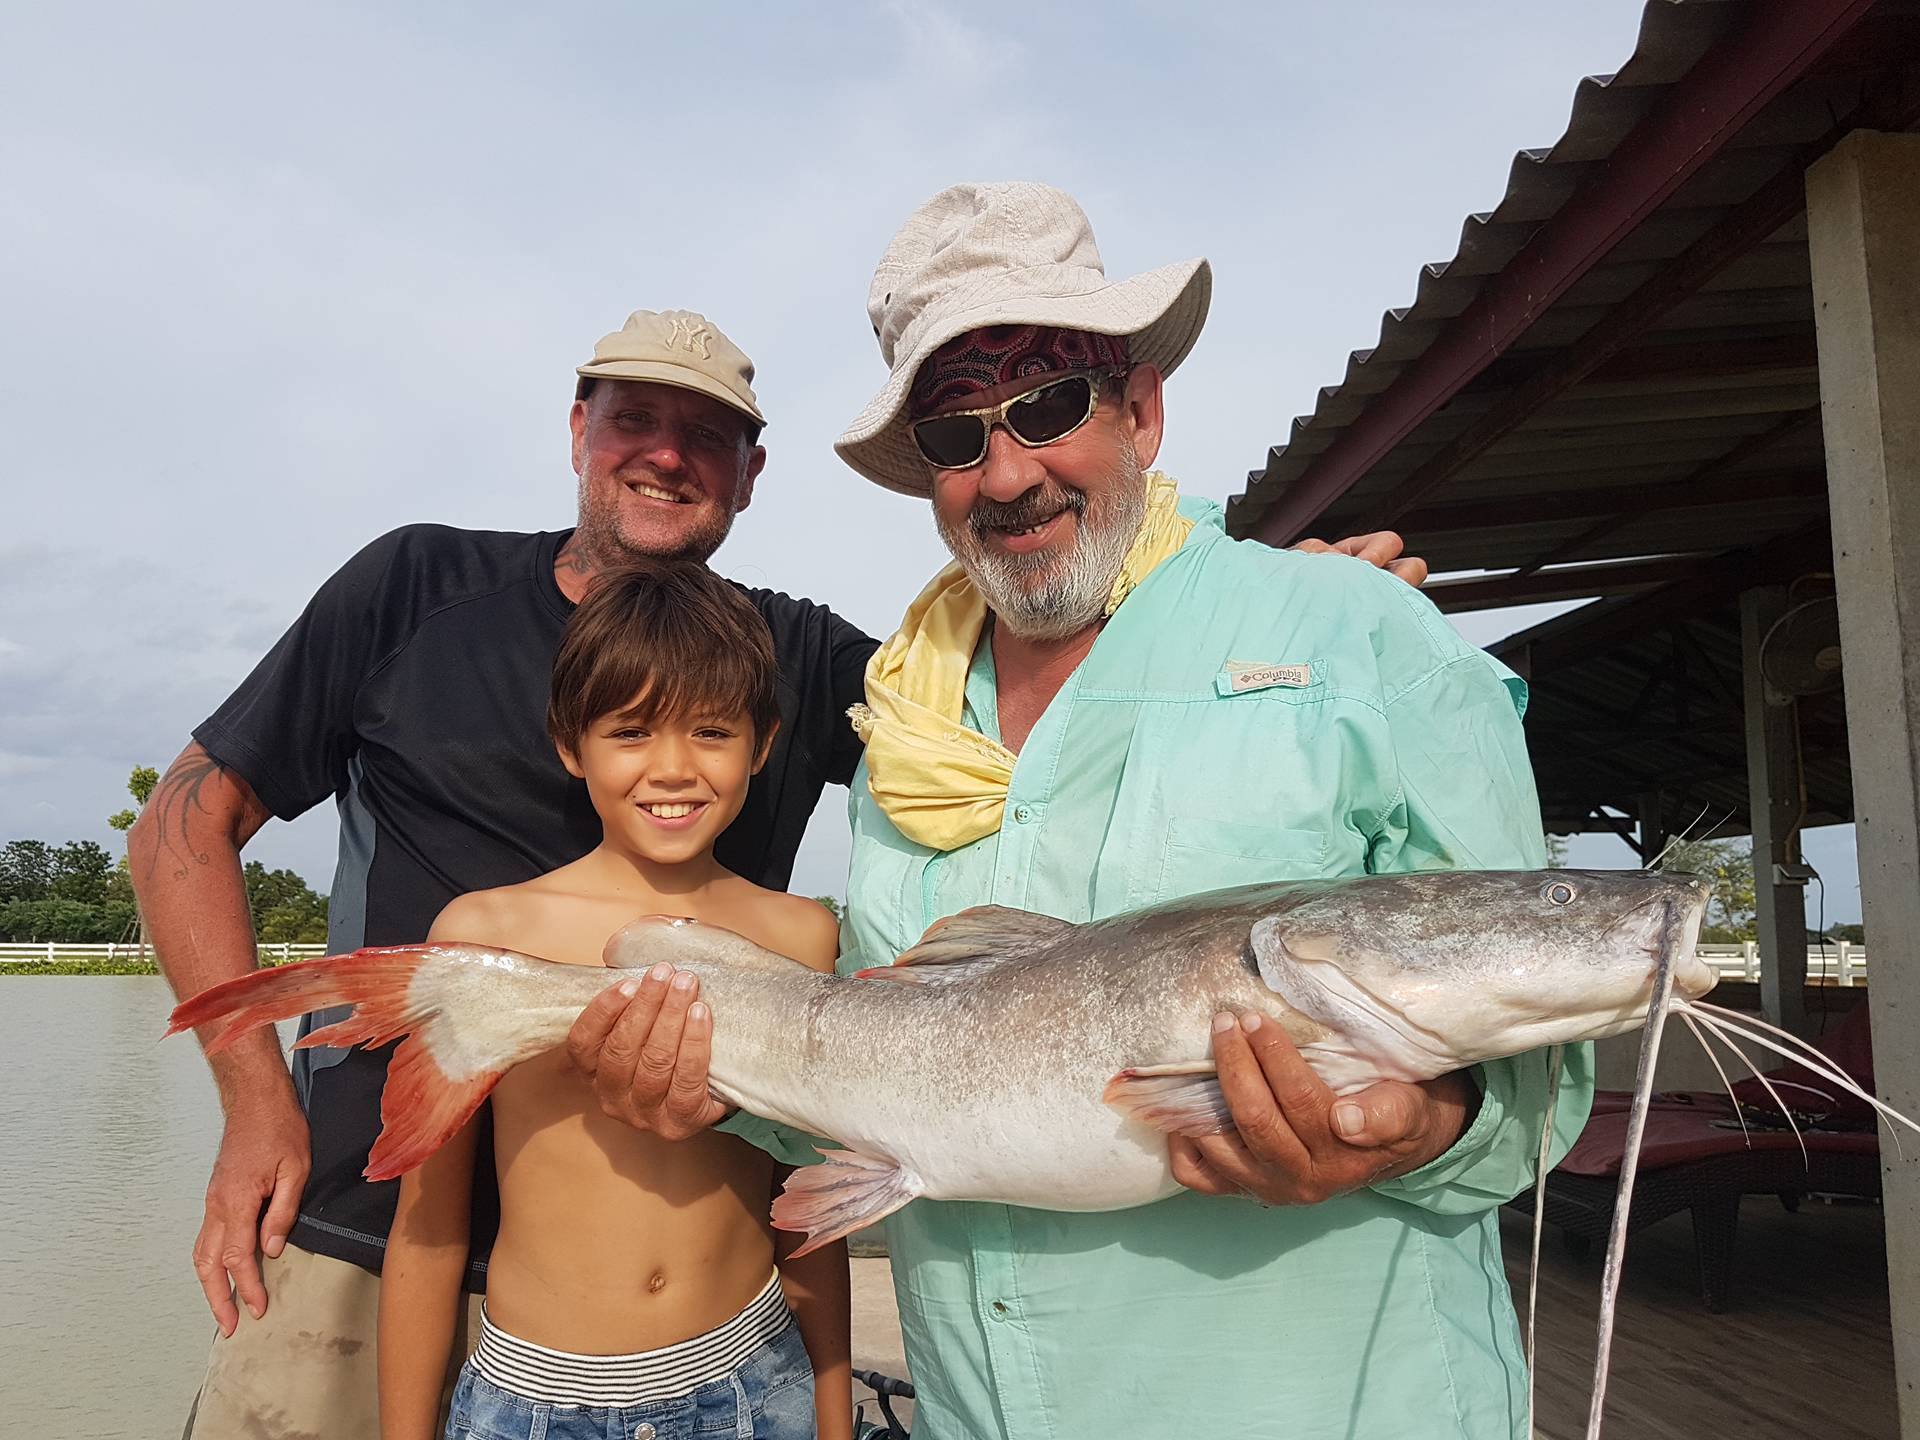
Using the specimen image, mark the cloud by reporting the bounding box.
[11,0,1861,920]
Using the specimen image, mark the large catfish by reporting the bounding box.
[168,866,1920,1439]
[170,867,1741,1247]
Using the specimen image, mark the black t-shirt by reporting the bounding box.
[194,523,877,1277]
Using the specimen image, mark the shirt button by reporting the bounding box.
[990,1299,1010,1319]
[633,1425,656,1440]
[1012,804,1033,824]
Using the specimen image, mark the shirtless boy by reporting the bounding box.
[377,559,851,1440]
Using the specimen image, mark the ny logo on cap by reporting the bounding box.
[664,315,713,359]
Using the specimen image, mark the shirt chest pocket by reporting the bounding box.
[1156,816,1329,900]
[1097,689,1363,910]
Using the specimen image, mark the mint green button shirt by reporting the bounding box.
[838,498,1593,1440]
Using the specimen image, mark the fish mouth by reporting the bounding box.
[1601,884,1714,1001]
[1672,950,1719,1000]
[1629,889,1716,1001]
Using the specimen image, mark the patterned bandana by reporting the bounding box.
[907,326,1131,418]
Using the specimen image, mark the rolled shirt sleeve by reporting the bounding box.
[1365,629,1595,1215]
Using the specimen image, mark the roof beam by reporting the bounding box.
[1489,521,1832,670]
[1426,555,1705,612]
[1395,467,1823,534]
[1245,1,1881,548]
[1508,409,1823,575]
[1358,96,1907,537]
[1582,806,1643,852]
[1459,333,1820,393]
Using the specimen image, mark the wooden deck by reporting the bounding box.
[1510,1195,1898,1440]
[850,1196,1897,1437]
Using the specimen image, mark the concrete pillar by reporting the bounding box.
[1636,789,1667,866]
[1807,128,1920,1437]
[1740,585,1809,1037]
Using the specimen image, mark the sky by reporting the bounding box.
[0,0,1861,924]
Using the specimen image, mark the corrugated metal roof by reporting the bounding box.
[1489,594,1853,836]
[1228,0,1920,581]
[1224,0,1920,839]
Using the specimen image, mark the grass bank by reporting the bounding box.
[0,955,304,976]
[0,958,163,975]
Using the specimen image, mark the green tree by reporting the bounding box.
[0,815,156,943]
[0,840,55,904]
[0,897,134,943]
[49,840,115,906]
[108,764,162,950]
[243,861,330,944]
[107,764,159,835]
[1663,837,1758,941]
[1826,922,1866,945]
[812,895,843,921]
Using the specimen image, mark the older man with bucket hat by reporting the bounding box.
[822,183,1593,1439]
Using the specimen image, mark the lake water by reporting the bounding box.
[1,977,248,1437]
[0,977,912,1437]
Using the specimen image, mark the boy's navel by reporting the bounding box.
[646,1270,668,1295]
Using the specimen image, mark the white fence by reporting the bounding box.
[1696,942,1870,986]
[0,940,1871,983]
[0,941,328,966]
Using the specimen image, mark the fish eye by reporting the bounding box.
[1543,881,1576,906]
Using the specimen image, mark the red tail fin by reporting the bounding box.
[165,945,504,1180]
[165,945,440,1050]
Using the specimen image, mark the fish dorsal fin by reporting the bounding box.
[854,906,1071,985]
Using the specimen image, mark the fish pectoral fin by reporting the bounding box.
[366,1036,504,1181]
[769,1150,923,1258]
[876,905,1072,981]
[1102,1064,1233,1137]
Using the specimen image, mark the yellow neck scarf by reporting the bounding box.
[849,473,1192,851]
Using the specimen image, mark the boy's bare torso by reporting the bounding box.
[446,864,828,1353]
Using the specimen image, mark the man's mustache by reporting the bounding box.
[970,485,1087,536]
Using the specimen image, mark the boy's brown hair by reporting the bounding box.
[547,560,781,752]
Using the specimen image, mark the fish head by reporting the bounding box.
[1246,869,1715,1083]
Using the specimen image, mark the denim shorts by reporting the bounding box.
[444,1320,815,1440]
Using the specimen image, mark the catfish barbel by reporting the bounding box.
[167,868,1915,1436]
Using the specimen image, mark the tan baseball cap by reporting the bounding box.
[576,308,766,427]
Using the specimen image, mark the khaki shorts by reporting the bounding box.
[181,1243,483,1440]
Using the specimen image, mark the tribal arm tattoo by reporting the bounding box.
[139,743,271,883]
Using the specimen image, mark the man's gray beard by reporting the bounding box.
[574,459,736,566]
[936,451,1148,641]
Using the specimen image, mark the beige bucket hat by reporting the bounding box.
[835,182,1211,497]
[577,308,765,427]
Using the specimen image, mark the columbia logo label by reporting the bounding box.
[664,316,713,358]
[1226,662,1313,693]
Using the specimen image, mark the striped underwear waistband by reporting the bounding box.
[472,1273,791,1408]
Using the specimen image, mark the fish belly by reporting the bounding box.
[693,962,1216,1212]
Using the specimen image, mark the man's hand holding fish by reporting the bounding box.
[564,959,730,1141]
[1170,1009,1481,1206]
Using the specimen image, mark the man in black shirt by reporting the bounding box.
[134,309,875,1439]
[136,305,1422,1439]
